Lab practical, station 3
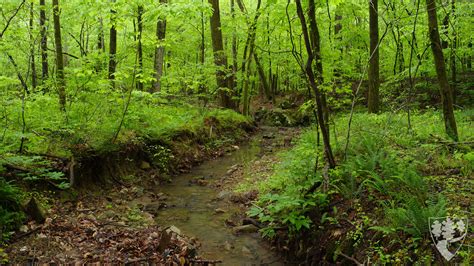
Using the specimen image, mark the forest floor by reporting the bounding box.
[4,125,300,264]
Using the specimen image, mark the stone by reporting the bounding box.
[224,241,234,251]
[216,190,232,200]
[214,208,226,214]
[232,224,259,234]
[140,161,151,169]
[166,225,181,235]
[24,197,46,223]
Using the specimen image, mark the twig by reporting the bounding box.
[189,259,223,264]
[338,252,363,265]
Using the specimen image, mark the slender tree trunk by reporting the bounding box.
[39,0,48,81]
[426,0,458,141]
[52,0,66,111]
[98,17,105,52]
[152,0,167,93]
[108,0,117,88]
[241,0,262,116]
[450,0,456,103]
[467,41,472,71]
[308,0,329,127]
[254,53,269,99]
[230,0,238,96]
[29,1,37,89]
[295,0,336,169]
[208,0,234,108]
[368,0,380,113]
[136,5,144,91]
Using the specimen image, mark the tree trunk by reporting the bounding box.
[136,5,144,91]
[98,17,105,52]
[39,0,48,81]
[108,0,117,88]
[295,0,336,169]
[426,0,458,141]
[208,0,234,108]
[450,0,456,103]
[52,0,66,111]
[368,0,380,113]
[230,0,238,97]
[241,0,262,116]
[152,0,167,93]
[29,1,37,90]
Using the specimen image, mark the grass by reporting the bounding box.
[0,91,250,156]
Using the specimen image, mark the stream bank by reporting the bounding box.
[4,124,299,265]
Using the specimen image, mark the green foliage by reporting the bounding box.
[249,128,329,235]
[0,178,25,242]
[381,196,447,238]
[252,109,472,264]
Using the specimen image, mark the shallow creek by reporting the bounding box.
[150,137,283,265]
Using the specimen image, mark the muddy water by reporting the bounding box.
[153,138,283,265]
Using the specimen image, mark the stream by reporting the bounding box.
[145,136,283,265]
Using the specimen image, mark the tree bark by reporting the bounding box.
[108,0,117,88]
[241,0,262,116]
[52,0,66,111]
[136,5,144,91]
[426,0,458,141]
[368,0,380,113]
[295,0,336,169]
[29,1,37,89]
[151,0,167,93]
[208,0,234,108]
[97,17,105,52]
[39,0,48,81]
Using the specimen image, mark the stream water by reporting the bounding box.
[150,137,283,265]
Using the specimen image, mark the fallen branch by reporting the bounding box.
[189,258,223,264]
[338,252,363,265]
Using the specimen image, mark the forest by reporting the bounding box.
[0,0,473,264]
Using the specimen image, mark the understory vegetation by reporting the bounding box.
[250,110,473,263]
[0,92,251,242]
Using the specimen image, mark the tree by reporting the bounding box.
[108,0,117,88]
[52,0,66,111]
[136,5,144,91]
[29,1,37,90]
[208,0,234,109]
[295,0,336,169]
[151,0,167,93]
[241,0,262,116]
[425,0,458,141]
[368,0,380,113]
[39,0,48,81]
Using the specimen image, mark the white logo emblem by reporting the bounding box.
[429,217,468,261]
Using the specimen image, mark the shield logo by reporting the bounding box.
[429,217,468,261]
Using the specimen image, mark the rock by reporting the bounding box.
[24,197,46,223]
[226,164,240,175]
[143,202,166,214]
[216,190,232,200]
[214,208,226,214]
[19,225,28,233]
[232,224,259,234]
[241,246,253,257]
[140,161,151,169]
[224,241,234,251]
[166,225,181,235]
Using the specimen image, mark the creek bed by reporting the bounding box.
[146,137,283,265]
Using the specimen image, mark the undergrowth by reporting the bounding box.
[250,109,473,263]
